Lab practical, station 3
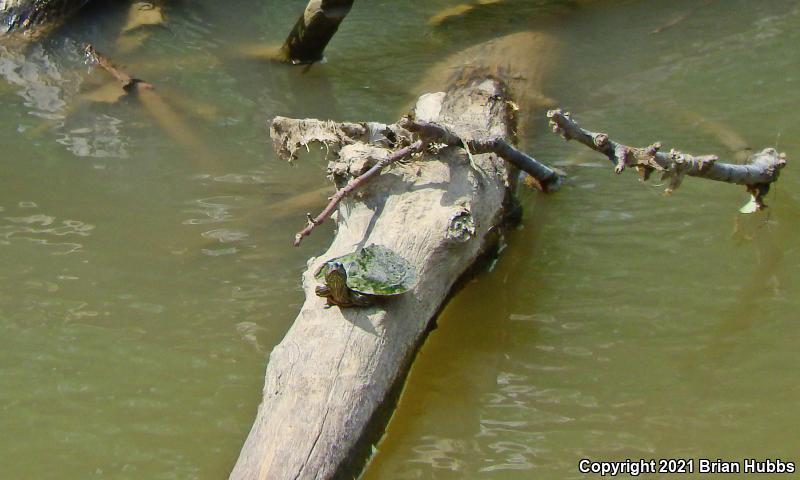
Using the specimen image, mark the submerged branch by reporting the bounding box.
[547,109,788,211]
[84,44,221,173]
[84,44,152,92]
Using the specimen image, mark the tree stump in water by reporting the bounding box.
[280,0,355,64]
[229,72,524,479]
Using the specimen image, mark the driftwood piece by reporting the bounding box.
[547,109,787,211]
[230,77,519,479]
[279,0,355,64]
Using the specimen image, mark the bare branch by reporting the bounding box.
[402,119,562,192]
[547,109,787,211]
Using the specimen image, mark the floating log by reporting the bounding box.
[230,73,528,480]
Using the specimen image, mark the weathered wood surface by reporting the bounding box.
[230,76,521,479]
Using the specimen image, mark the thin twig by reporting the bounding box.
[293,140,424,246]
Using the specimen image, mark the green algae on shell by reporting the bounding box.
[315,244,417,296]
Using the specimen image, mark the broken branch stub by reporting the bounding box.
[547,109,787,211]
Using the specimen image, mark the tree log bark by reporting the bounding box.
[230,77,519,479]
[280,0,354,64]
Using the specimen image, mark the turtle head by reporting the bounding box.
[325,262,348,289]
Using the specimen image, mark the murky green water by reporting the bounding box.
[0,0,797,478]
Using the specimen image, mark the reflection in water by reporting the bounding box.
[0,39,134,158]
[56,114,128,158]
[1,203,94,255]
[692,211,787,369]
[0,43,75,118]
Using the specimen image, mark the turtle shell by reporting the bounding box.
[315,244,417,296]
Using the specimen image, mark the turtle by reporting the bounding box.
[314,244,417,308]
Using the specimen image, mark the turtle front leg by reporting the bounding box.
[315,285,333,308]
[315,284,342,308]
[315,285,331,297]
